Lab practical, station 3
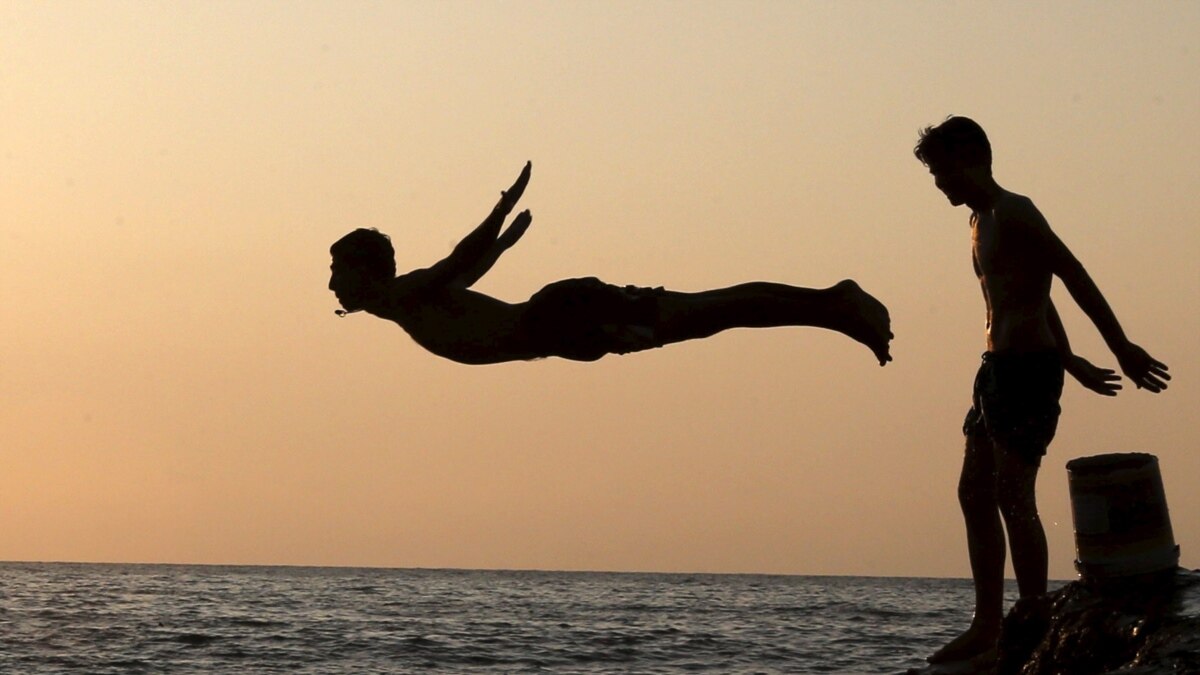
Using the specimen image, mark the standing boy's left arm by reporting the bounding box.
[1025,202,1170,392]
[1048,300,1122,396]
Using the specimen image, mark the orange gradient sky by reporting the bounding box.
[2,2,1197,579]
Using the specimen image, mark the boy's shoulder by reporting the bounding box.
[393,267,448,294]
[995,189,1036,213]
[995,190,1049,229]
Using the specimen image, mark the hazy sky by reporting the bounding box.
[2,1,1197,579]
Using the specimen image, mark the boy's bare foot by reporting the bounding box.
[831,279,893,366]
[926,621,1000,664]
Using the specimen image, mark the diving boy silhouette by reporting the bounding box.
[913,117,1169,665]
[329,162,892,366]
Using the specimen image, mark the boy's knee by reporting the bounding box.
[957,480,997,514]
[996,470,1038,521]
[997,493,1038,524]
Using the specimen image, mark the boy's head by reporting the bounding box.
[914,116,993,207]
[914,116,992,172]
[329,228,396,313]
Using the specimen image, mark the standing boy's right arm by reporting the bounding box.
[1022,200,1170,392]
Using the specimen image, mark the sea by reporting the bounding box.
[0,562,1040,674]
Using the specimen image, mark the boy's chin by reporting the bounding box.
[333,296,363,313]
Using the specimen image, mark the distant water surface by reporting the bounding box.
[0,563,1038,673]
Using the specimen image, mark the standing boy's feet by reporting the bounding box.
[927,620,1000,664]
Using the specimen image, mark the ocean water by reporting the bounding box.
[0,563,1026,674]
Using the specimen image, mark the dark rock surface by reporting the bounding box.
[996,567,1200,675]
[903,568,1199,675]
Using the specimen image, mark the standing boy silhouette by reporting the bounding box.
[913,117,1169,664]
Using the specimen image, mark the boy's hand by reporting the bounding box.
[497,209,532,249]
[1115,342,1170,393]
[1065,354,1122,396]
[496,161,532,214]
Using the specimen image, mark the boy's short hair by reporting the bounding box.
[330,228,396,279]
[914,116,992,172]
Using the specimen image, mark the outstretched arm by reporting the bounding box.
[1048,299,1122,396]
[1030,205,1170,392]
[451,209,532,288]
[420,161,533,288]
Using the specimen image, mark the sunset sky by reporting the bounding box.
[2,1,1197,580]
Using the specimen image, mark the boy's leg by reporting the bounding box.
[654,280,892,364]
[928,431,1005,663]
[996,445,1048,598]
[988,350,1061,599]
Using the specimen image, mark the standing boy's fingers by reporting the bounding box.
[1090,376,1120,396]
[1150,364,1171,380]
[1139,374,1166,392]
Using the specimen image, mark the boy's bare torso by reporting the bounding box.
[972,190,1057,353]
[372,273,537,365]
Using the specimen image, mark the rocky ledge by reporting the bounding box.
[908,568,1200,675]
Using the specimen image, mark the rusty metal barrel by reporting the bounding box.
[1067,452,1179,580]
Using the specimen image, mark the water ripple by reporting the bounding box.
[0,563,1019,673]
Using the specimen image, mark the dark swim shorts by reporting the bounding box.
[522,277,666,361]
[963,350,1065,465]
